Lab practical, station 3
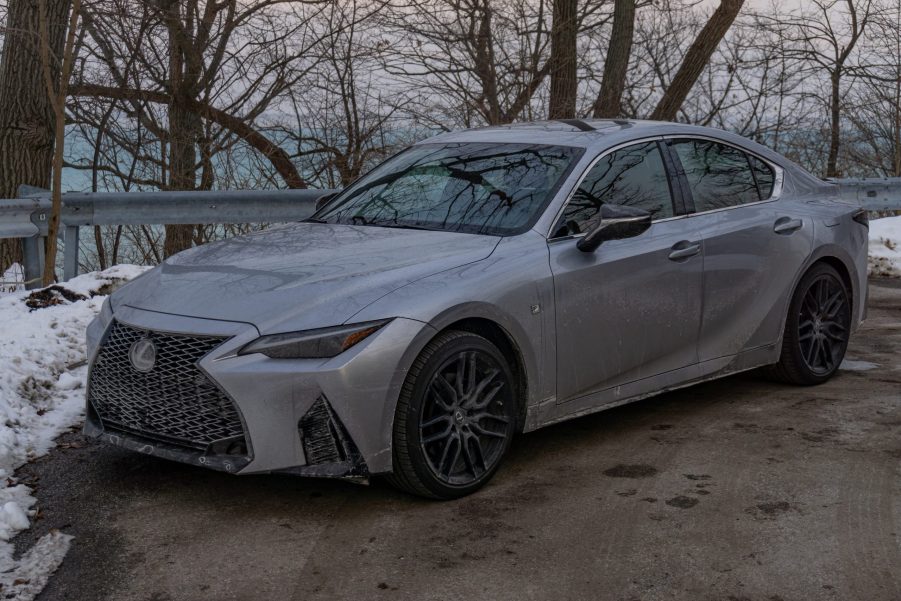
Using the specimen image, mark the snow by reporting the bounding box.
[840,359,880,371]
[1,264,24,295]
[869,215,901,278]
[0,265,149,600]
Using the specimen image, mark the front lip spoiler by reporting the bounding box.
[84,416,252,474]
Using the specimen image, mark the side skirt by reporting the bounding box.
[528,343,779,432]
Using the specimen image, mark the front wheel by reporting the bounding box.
[769,263,852,385]
[387,331,517,499]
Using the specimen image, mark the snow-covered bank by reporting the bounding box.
[869,215,901,277]
[0,264,148,600]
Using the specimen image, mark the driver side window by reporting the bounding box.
[555,141,674,237]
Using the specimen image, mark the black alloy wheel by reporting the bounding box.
[798,273,850,375]
[388,330,517,499]
[419,349,511,485]
[770,262,851,385]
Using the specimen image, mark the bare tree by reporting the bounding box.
[381,0,554,126]
[0,0,71,274]
[650,0,745,121]
[284,1,403,187]
[591,0,636,118]
[66,0,330,256]
[38,0,81,284]
[845,0,901,176]
[548,0,578,118]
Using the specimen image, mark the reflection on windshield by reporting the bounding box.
[315,143,581,235]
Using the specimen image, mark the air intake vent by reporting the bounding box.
[299,397,361,467]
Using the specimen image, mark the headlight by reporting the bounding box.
[238,319,390,359]
[86,298,114,356]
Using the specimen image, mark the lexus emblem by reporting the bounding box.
[129,338,157,373]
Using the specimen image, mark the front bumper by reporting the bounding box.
[84,305,434,477]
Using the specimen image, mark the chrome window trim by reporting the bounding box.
[545,133,786,240]
[664,134,786,207]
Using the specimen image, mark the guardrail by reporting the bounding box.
[830,177,901,212]
[0,186,334,288]
[0,178,899,290]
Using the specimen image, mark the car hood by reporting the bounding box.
[111,222,500,333]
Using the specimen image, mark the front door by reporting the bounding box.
[549,141,704,405]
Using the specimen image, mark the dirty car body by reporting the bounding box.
[84,120,868,495]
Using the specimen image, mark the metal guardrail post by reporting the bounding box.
[22,236,43,290]
[11,191,52,290]
[63,225,79,281]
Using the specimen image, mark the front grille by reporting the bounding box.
[88,321,246,450]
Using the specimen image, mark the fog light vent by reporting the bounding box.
[299,396,358,466]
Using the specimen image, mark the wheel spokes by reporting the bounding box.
[420,349,512,485]
[798,274,849,375]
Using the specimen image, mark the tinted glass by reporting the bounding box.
[749,155,775,199]
[671,139,760,211]
[556,142,674,236]
[315,143,581,235]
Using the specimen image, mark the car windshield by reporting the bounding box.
[314,142,582,235]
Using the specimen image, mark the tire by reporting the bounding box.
[387,330,518,499]
[769,262,852,385]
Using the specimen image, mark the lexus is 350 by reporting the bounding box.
[85,120,868,499]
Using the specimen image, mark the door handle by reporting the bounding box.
[774,217,803,235]
[668,240,701,261]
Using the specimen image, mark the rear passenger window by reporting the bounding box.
[749,155,775,199]
[556,141,674,236]
[671,139,760,211]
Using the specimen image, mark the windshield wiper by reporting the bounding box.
[376,223,436,231]
[304,217,328,224]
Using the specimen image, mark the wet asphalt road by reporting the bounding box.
[16,278,901,601]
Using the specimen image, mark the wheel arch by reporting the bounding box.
[815,255,855,316]
[796,245,859,319]
[776,245,860,347]
[435,317,529,433]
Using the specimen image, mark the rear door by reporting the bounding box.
[549,140,704,405]
[665,138,813,364]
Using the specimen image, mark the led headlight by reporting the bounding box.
[86,297,114,356]
[238,319,390,359]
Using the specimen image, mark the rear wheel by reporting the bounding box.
[770,263,851,385]
[387,331,517,499]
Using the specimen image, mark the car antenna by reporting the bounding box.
[555,119,595,132]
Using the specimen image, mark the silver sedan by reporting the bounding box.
[84,120,868,499]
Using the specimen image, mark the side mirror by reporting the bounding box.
[576,204,652,252]
[315,191,338,212]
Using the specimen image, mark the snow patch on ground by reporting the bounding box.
[869,215,901,278]
[0,265,148,599]
[840,359,880,371]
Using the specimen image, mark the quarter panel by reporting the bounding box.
[693,201,815,362]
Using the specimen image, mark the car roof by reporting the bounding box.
[418,119,790,166]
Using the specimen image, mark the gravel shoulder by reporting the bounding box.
[18,278,901,601]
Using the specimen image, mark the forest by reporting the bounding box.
[0,0,898,275]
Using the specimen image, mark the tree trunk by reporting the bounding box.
[826,70,842,178]
[592,0,636,118]
[650,0,745,122]
[472,2,503,124]
[0,0,71,274]
[162,0,199,258]
[548,0,578,119]
[163,96,201,258]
